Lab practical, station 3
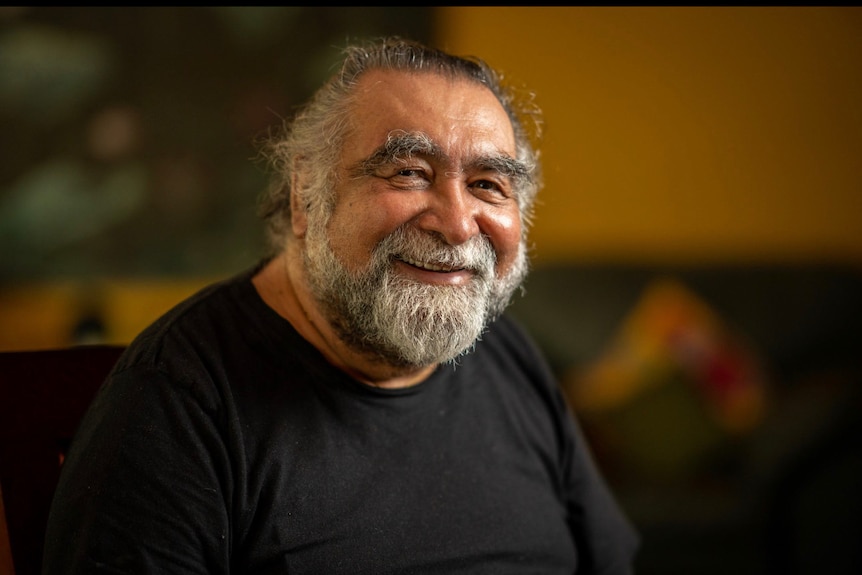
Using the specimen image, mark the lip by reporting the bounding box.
[393,256,475,286]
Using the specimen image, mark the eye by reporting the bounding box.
[469,178,512,202]
[472,179,499,191]
[396,168,424,178]
[381,166,432,190]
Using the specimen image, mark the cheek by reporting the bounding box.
[326,194,418,268]
[325,215,373,272]
[483,208,523,274]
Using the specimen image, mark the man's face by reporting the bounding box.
[302,69,529,368]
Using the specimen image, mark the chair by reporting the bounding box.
[0,345,124,575]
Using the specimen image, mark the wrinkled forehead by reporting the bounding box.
[345,69,517,162]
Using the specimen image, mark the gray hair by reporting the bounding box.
[258,36,543,253]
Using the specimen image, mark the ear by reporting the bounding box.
[290,159,310,239]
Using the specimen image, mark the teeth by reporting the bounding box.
[400,255,460,272]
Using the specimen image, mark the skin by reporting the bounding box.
[253,69,524,389]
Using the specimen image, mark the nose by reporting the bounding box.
[413,177,480,246]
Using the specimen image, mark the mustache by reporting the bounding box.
[374,226,497,280]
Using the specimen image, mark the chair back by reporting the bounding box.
[0,346,124,575]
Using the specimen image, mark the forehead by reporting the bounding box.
[344,69,517,161]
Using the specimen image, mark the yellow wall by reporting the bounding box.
[435,6,862,264]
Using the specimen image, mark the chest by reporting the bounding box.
[230,378,577,574]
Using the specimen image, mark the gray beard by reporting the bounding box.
[302,222,527,368]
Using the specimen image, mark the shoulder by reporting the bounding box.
[485,313,540,350]
[93,265,285,416]
[458,313,570,428]
[473,313,553,380]
[114,266,263,374]
[104,261,323,408]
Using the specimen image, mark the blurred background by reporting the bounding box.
[1,6,860,574]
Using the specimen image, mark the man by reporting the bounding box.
[44,37,638,574]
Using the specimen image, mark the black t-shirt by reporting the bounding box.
[44,265,638,574]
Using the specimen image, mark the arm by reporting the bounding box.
[559,393,640,575]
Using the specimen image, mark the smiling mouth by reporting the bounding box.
[397,255,464,273]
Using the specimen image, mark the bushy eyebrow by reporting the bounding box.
[348,131,441,178]
[465,155,531,183]
[348,130,532,188]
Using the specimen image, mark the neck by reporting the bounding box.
[252,247,436,389]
